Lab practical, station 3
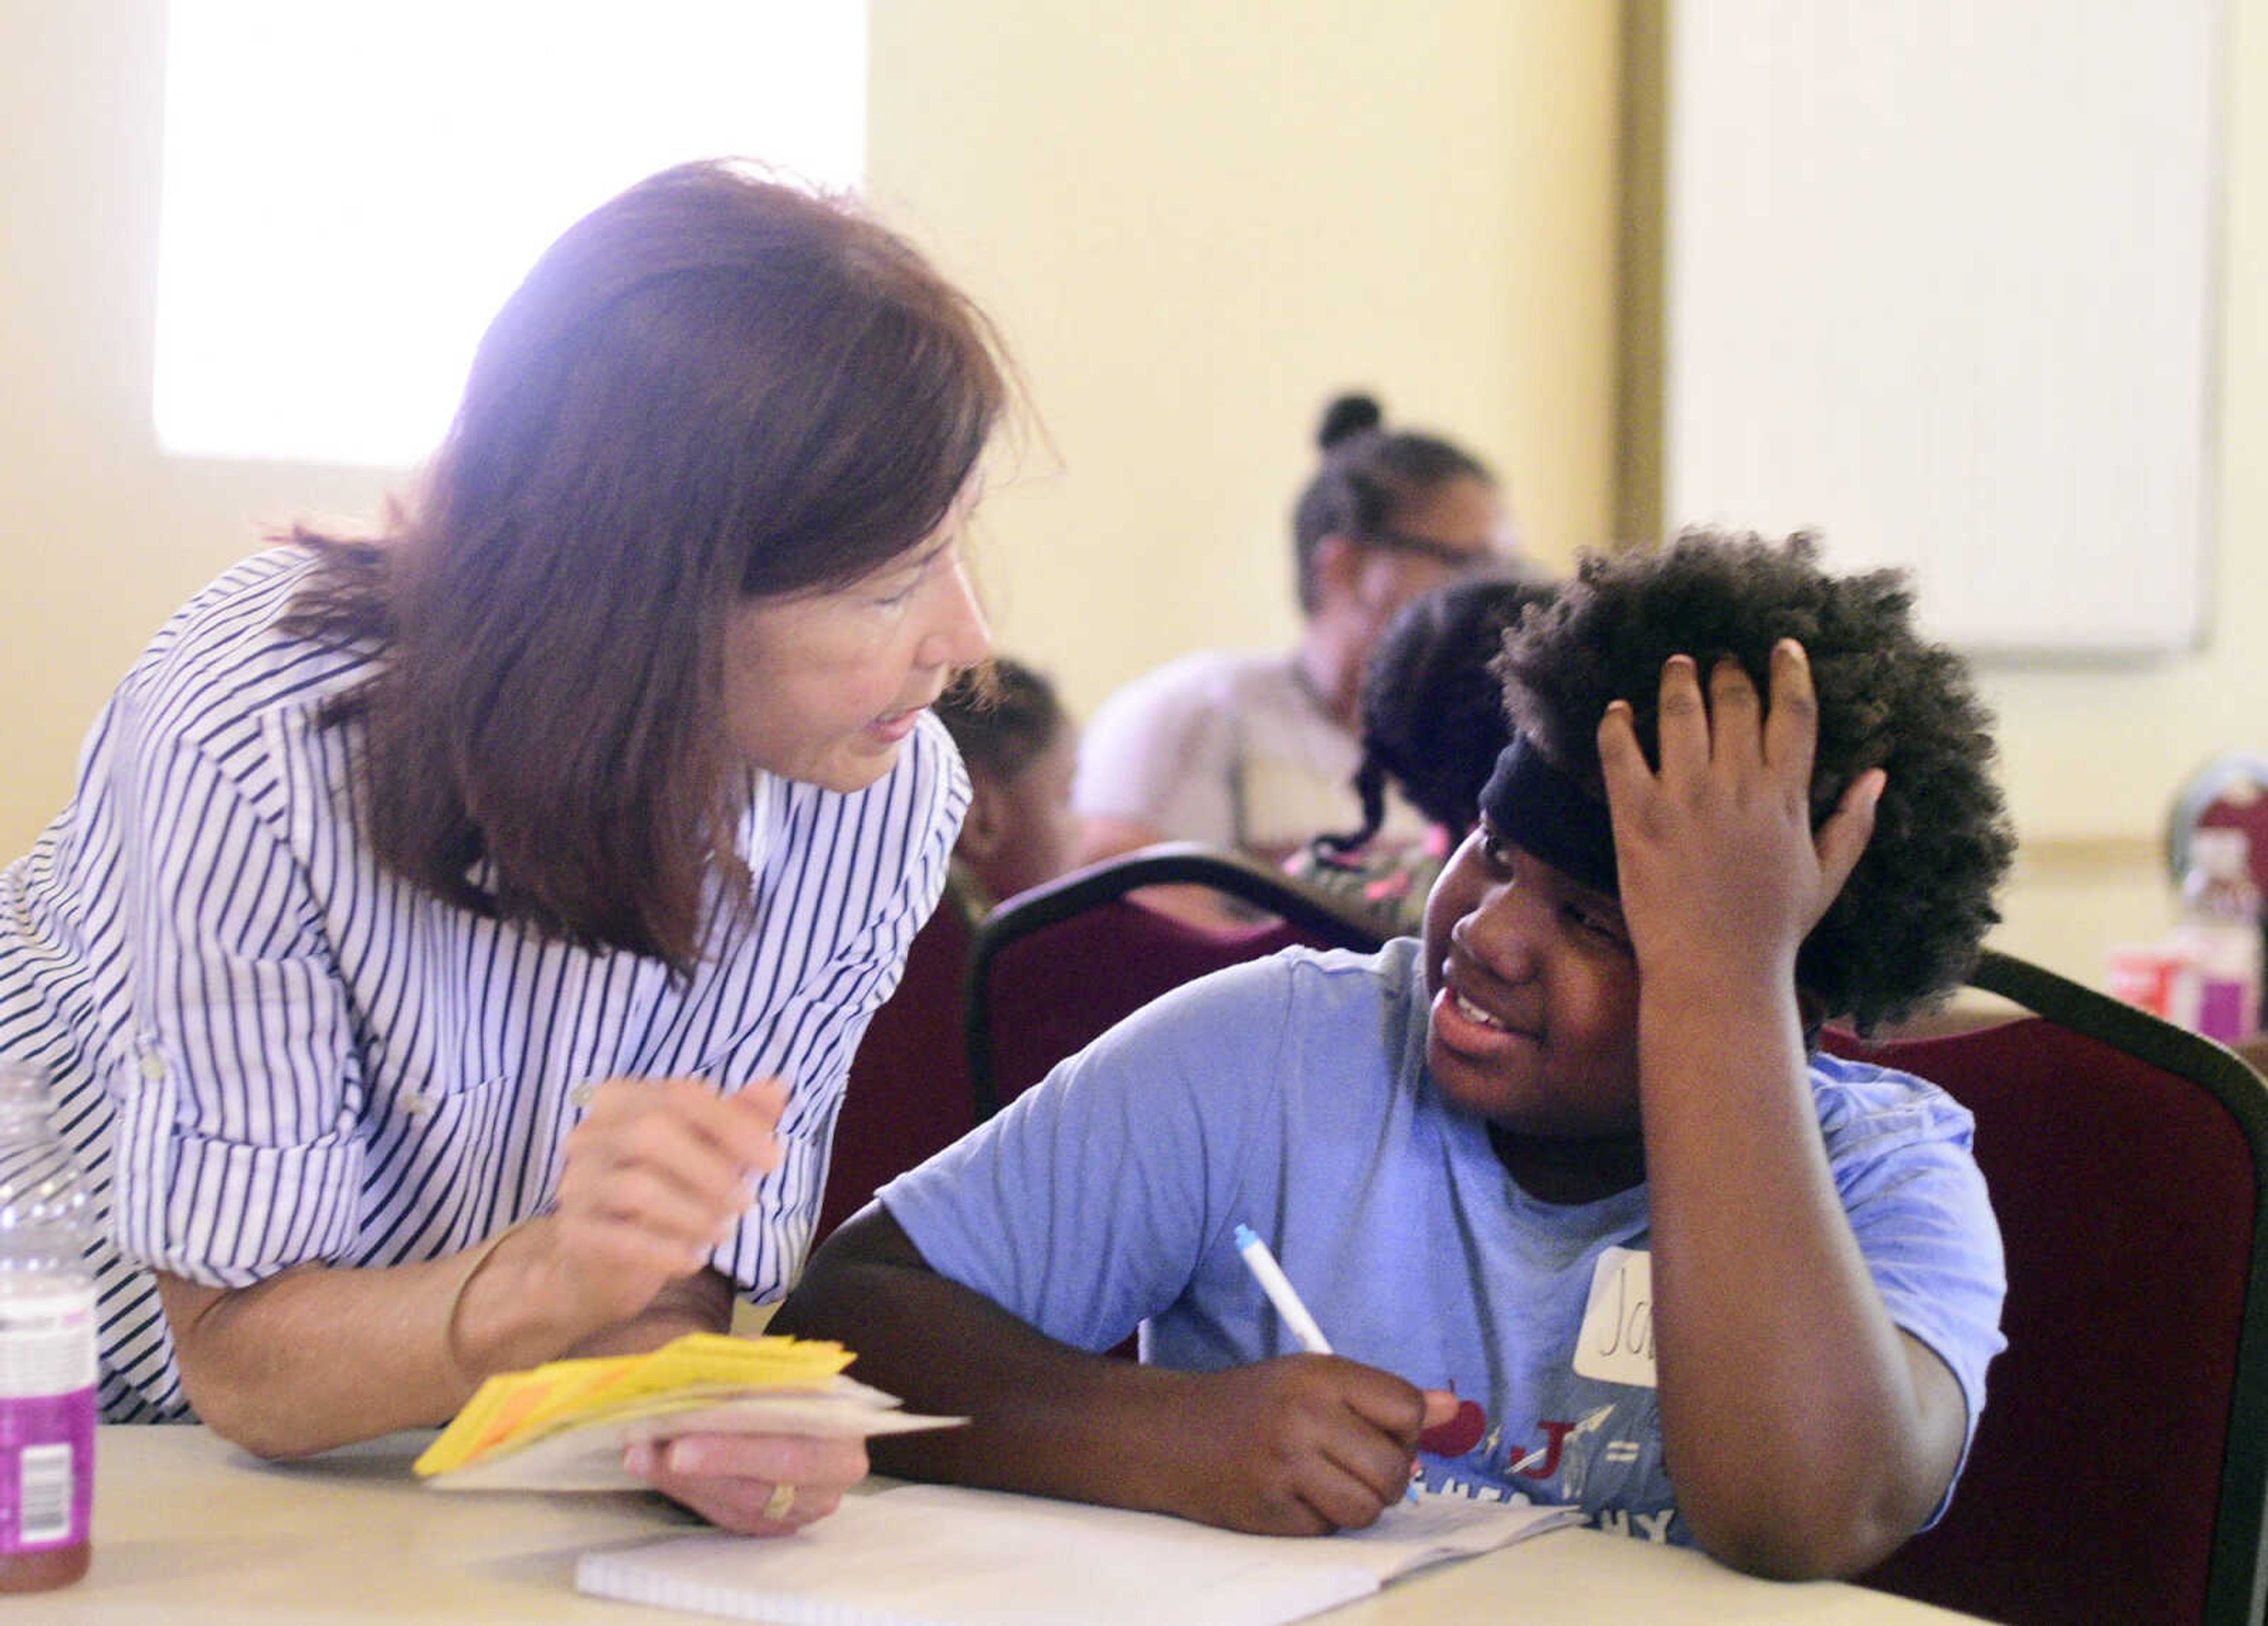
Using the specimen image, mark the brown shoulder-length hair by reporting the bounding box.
[283,161,1009,970]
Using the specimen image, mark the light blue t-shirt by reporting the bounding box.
[880,940,2007,1546]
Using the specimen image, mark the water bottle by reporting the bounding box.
[0,1062,94,1593]
[2169,828,2266,1045]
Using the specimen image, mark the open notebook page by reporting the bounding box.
[576,1482,1582,1626]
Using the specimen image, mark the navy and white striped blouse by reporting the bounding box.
[0,548,967,1422]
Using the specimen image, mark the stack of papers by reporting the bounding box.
[414,1333,961,1493]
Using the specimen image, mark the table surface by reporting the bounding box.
[45,1425,1991,1624]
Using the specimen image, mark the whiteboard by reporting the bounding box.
[1663,1,2223,656]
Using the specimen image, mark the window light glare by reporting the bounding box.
[155,1,865,467]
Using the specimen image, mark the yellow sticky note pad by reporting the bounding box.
[415,1334,857,1478]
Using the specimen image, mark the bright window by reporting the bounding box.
[155,1,866,467]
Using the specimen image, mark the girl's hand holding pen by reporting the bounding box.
[1168,1226,1454,1534]
[1149,1358,1456,1536]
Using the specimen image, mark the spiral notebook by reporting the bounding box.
[574,1482,1580,1626]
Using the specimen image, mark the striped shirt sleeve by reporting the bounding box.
[105,717,365,1286]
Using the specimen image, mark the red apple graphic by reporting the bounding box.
[1419,1397,1487,1458]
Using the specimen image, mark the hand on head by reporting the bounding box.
[1596,640,1884,982]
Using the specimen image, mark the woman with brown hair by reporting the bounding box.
[0,160,1002,1534]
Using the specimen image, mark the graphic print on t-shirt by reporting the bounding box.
[1416,1247,1681,1543]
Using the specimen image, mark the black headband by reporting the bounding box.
[1477,735,1619,897]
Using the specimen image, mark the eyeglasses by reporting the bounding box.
[1360,527,1501,572]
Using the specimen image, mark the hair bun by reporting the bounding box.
[1316,392,1383,449]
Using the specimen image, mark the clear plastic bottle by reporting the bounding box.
[2169,827,2266,1045]
[0,1061,95,1592]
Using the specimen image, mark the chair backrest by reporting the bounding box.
[814,884,981,1243]
[1824,949,2268,1626]
[966,843,1388,1119]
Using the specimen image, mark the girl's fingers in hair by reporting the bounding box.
[1705,656,1764,770]
[1651,654,1710,782]
[1761,638,1821,790]
[1813,768,1886,910]
[1596,699,1654,817]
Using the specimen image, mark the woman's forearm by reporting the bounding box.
[155,1223,732,1458]
[157,1248,511,1458]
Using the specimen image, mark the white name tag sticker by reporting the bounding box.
[1572,1246,1658,1388]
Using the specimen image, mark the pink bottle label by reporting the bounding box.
[0,1387,93,1551]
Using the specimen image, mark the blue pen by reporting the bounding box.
[1232,1224,1332,1353]
[1233,1224,1420,1503]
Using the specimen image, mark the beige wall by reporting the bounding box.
[0,2,398,836]
[0,0,1617,835]
[0,0,2259,992]
[868,1,1619,700]
[1967,1,2268,973]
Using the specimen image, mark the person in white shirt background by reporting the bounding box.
[1071,392,1522,924]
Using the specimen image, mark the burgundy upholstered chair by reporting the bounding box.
[1826,949,2268,1626]
[964,842,1387,1120]
[814,883,981,1244]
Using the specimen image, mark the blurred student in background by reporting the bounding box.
[1291,575,1555,937]
[933,658,1081,911]
[1071,394,1518,923]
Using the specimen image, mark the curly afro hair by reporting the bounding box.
[1494,530,2016,1033]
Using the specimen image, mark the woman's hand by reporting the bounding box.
[540,1075,788,1328]
[1597,641,1882,984]
[452,1076,788,1377]
[627,1430,869,1534]
[1148,1357,1455,1535]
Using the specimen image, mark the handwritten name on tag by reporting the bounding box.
[1572,1246,1657,1388]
